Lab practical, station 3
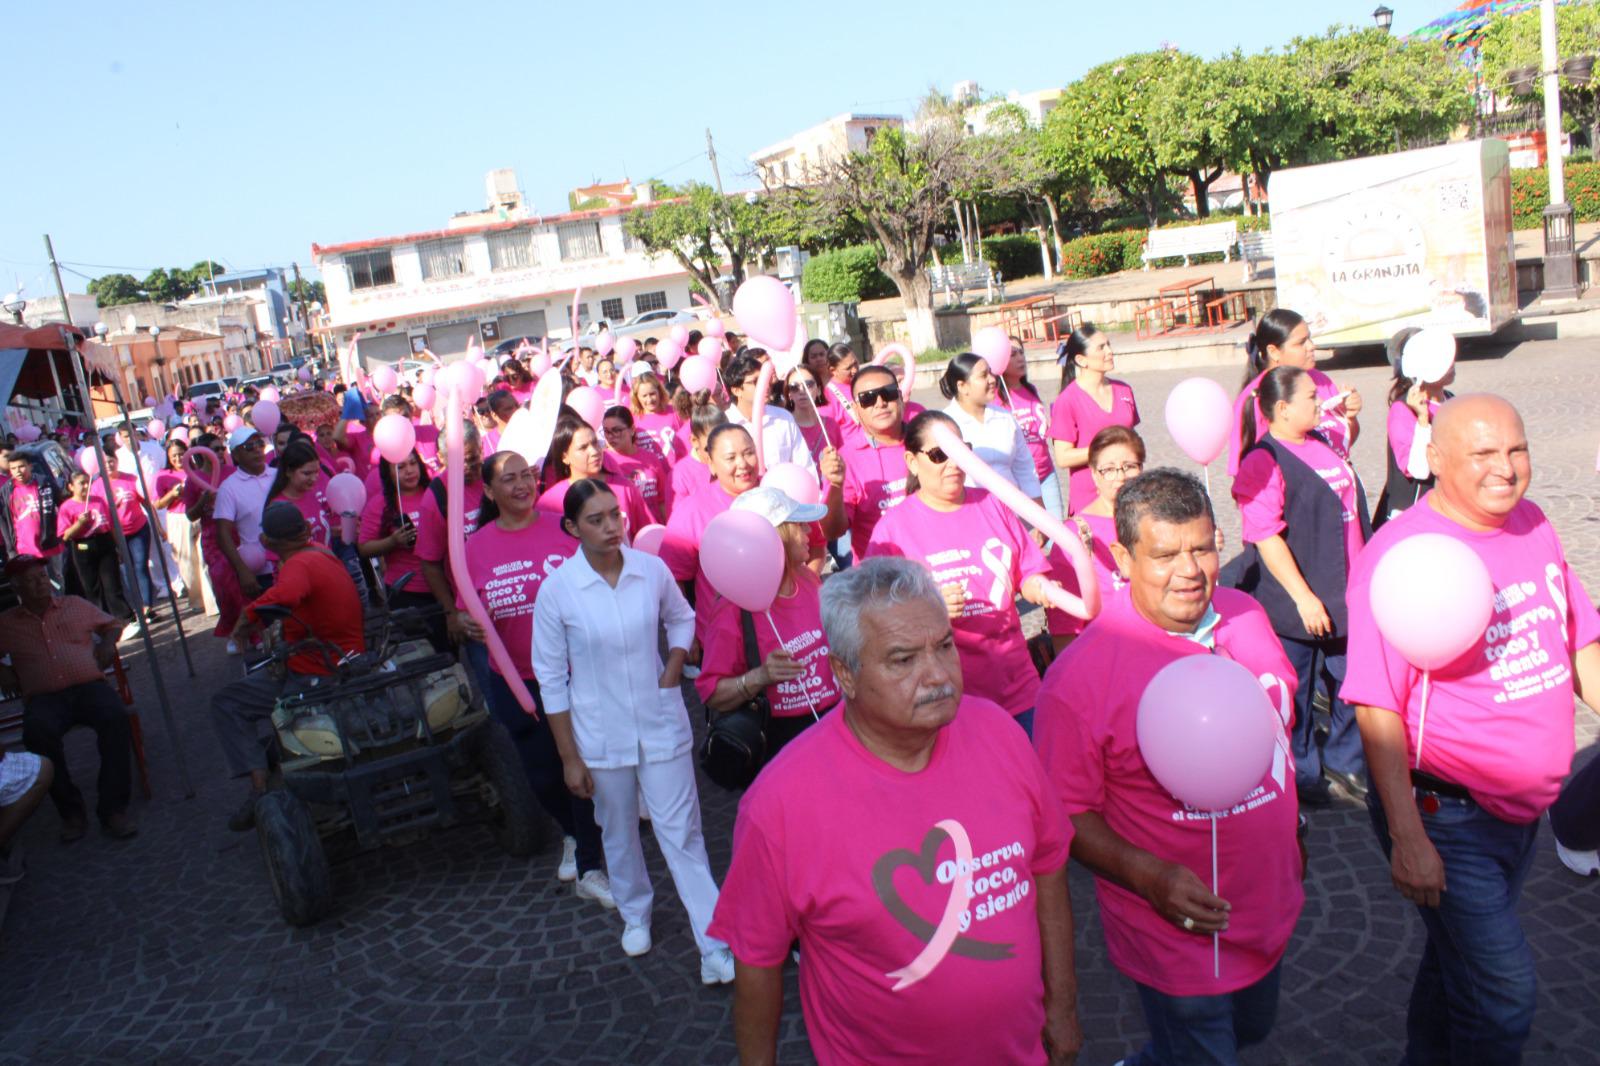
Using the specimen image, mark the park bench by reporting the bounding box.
[1141,221,1238,270]
[928,261,999,306]
[1239,230,1276,281]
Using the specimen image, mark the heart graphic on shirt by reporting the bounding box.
[870,825,1014,963]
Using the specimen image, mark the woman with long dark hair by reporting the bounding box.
[265,439,332,547]
[996,334,1061,519]
[537,412,652,538]
[1375,327,1455,526]
[1227,308,1362,476]
[533,478,735,983]
[1231,365,1371,808]
[156,437,215,616]
[458,450,610,904]
[1048,323,1139,516]
[357,448,433,607]
[939,353,1042,503]
[865,410,1063,736]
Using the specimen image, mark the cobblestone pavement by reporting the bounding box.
[3,337,1598,1065]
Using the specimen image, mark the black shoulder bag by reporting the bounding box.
[699,610,771,791]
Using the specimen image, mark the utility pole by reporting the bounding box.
[291,262,310,362]
[1540,0,1582,299]
[706,128,725,196]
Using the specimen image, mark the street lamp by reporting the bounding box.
[1540,0,1582,300]
[1373,5,1394,32]
[2,293,25,324]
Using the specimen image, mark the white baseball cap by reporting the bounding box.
[732,485,827,526]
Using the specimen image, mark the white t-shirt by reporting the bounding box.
[726,403,818,476]
[213,467,276,571]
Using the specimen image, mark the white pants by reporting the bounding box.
[589,749,725,956]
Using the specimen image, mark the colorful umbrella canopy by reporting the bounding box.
[1407,0,1567,49]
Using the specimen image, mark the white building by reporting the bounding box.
[962,87,1065,135]
[313,173,693,365]
[750,113,904,186]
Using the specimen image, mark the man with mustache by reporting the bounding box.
[1343,394,1600,1064]
[1034,469,1302,1066]
[709,556,1082,1065]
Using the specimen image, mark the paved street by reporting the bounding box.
[3,335,1598,1065]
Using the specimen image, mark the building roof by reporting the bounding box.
[571,181,636,207]
[311,198,682,260]
[749,112,904,162]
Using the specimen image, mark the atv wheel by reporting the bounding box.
[477,719,552,857]
[256,789,333,926]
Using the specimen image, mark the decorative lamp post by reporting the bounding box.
[1541,0,1583,300]
[1373,5,1394,33]
[2,293,25,324]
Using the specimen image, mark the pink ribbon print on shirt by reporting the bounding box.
[871,819,1018,991]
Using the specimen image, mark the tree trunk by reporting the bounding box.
[1189,171,1211,218]
[890,267,939,354]
[952,201,969,264]
[1043,193,1064,265]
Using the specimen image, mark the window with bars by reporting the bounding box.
[600,298,624,323]
[565,303,591,329]
[557,221,604,260]
[418,238,468,280]
[487,229,538,271]
[347,249,396,289]
[622,226,646,253]
[634,290,668,314]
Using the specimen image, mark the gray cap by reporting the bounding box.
[261,500,309,542]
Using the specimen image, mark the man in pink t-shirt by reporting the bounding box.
[709,556,1081,1066]
[6,453,66,589]
[1036,468,1302,1065]
[1342,395,1600,1065]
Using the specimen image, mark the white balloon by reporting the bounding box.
[1401,327,1456,384]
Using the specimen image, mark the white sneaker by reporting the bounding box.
[1557,840,1600,876]
[621,922,652,957]
[119,621,142,643]
[575,869,616,909]
[557,836,578,882]
[226,639,240,656]
[700,946,736,986]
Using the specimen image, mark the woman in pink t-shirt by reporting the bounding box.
[1048,324,1140,515]
[599,406,673,524]
[358,449,437,637]
[266,439,334,549]
[1227,308,1363,477]
[93,449,159,621]
[537,415,652,541]
[998,337,1060,518]
[697,486,840,758]
[59,469,131,621]
[865,411,1065,736]
[1044,425,1147,651]
[818,342,861,439]
[1231,365,1372,807]
[629,371,687,467]
[667,403,727,507]
[660,422,766,642]
[1376,328,1455,527]
[156,438,213,616]
[782,367,842,464]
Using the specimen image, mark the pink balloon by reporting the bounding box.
[184,446,223,491]
[566,386,607,431]
[1163,377,1233,465]
[413,383,436,410]
[251,400,281,438]
[668,324,690,347]
[169,426,189,443]
[732,275,797,352]
[371,365,399,394]
[657,338,684,371]
[529,350,552,378]
[1137,655,1279,812]
[259,385,281,403]
[325,471,368,514]
[761,462,820,506]
[699,335,724,361]
[929,422,1100,622]
[615,336,639,364]
[78,447,99,477]
[700,509,785,612]
[373,413,417,464]
[594,329,615,357]
[13,423,40,442]
[221,414,241,432]
[971,326,1012,377]
[1369,533,1494,670]
[143,395,158,408]
[459,359,486,401]
[678,354,718,394]
[872,343,917,396]
[297,366,313,382]
[704,318,726,338]
[633,523,667,556]
[145,419,166,440]
[239,542,269,573]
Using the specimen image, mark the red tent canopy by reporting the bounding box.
[0,320,118,400]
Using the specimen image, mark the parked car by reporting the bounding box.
[187,379,229,405]
[491,335,544,358]
[583,308,699,342]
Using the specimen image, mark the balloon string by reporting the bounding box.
[764,608,821,721]
[1211,813,1220,981]
[1414,669,1431,771]
[799,383,834,452]
[1203,464,1212,501]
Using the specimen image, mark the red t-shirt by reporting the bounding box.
[708,696,1071,1066]
[457,516,578,680]
[1034,586,1303,996]
[245,546,365,676]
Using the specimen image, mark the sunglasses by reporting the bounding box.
[856,383,902,409]
[917,446,950,464]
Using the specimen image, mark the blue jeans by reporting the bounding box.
[125,526,156,611]
[1039,468,1065,522]
[1126,961,1282,1065]
[470,641,603,876]
[1368,792,1539,1065]
[1013,707,1035,738]
[1281,636,1363,786]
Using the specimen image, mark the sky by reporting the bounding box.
[1,0,1425,296]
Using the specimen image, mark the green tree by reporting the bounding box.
[1207,48,1316,201]
[288,277,327,305]
[86,273,144,307]
[1147,53,1230,217]
[1479,3,1600,148]
[141,267,195,303]
[623,181,771,312]
[180,260,227,293]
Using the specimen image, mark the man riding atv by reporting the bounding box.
[209,501,365,831]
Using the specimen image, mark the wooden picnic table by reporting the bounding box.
[1156,276,1215,328]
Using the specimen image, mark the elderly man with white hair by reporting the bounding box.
[708,556,1083,1066]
